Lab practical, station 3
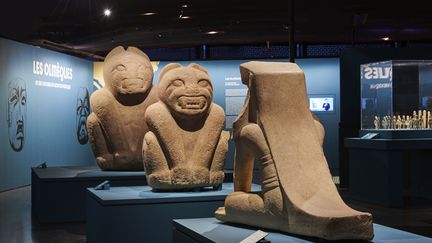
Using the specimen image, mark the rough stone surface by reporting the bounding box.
[143,63,228,190]
[87,46,158,170]
[215,61,374,241]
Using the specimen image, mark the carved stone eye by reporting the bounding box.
[172,79,184,87]
[198,79,210,87]
[115,65,126,71]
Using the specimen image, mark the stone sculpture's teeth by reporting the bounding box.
[178,96,207,110]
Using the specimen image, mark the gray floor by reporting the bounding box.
[0,186,431,243]
[0,186,85,243]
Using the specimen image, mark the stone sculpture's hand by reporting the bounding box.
[96,154,114,170]
[209,131,229,185]
[113,152,129,163]
[95,151,142,171]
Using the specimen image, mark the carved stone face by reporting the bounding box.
[103,47,153,96]
[159,64,213,117]
[7,78,26,152]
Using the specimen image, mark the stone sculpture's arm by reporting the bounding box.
[88,112,142,170]
[209,131,229,184]
[145,102,186,168]
[88,89,135,170]
[87,112,114,169]
[233,123,270,192]
[190,104,225,169]
[142,130,171,186]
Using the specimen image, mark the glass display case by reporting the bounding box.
[360,60,432,138]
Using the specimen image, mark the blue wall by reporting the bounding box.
[0,38,95,191]
[153,58,340,172]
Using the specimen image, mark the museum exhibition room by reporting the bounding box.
[1,0,432,242]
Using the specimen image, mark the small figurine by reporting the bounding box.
[392,115,397,129]
[412,111,418,129]
[417,110,422,128]
[374,116,380,129]
[401,115,406,129]
[405,116,411,129]
[419,110,423,128]
[382,116,388,129]
[423,110,427,129]
[428,111,432,128]
[396,115,402,129]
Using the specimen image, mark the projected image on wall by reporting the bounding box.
[76,87,90,145]
[309,97,334,112]
[7,78,27,152]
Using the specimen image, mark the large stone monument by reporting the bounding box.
[143,63,228,190]
[87,46,158,170]
[215,61,374,241]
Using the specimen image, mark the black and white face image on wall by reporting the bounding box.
[76,87,90,144]
[7,78,27,152]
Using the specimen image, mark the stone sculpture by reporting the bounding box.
[143,63,228,190]
[215,61,374,241]
[87,46,158,170]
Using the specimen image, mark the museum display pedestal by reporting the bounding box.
[345,138,432,207]
[86,183,258,243]
[31,166,147,222]
[173,217,432,243]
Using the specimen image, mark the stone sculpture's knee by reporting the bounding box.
[143,131,168,175]
[238,124,270,157]
[211,131,229,171]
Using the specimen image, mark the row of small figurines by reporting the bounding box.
[373,110,432,129]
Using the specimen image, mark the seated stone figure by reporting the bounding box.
[143,63,228,190]
[87,46,158,170]
[215,61,374,241]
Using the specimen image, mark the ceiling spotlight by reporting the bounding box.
[182,4,188,8]
[382,37,390,41]
[104,9,111,16]
[142,12,156,16]
[178,10,191,19]
[206,31,219,35]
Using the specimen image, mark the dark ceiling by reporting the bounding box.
[1,0,432,59]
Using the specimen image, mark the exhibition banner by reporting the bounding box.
[0,38,94,191]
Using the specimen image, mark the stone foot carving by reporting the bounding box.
[215,61,374,241]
